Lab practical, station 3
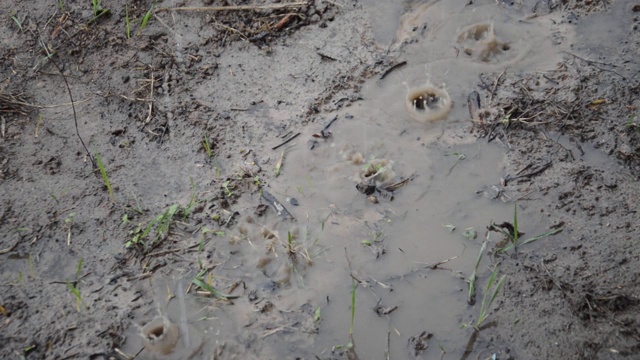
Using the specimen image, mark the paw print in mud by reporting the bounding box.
[457,22,512,63]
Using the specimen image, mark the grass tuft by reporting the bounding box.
[495,203,563,253]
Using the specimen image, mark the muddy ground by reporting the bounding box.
[1,0,639,359]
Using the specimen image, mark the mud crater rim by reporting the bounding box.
[405,86,452,122]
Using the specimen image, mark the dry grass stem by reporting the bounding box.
[156,3,308,13]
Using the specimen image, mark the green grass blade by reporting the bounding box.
[125,4,131,38]
[468,241,487,304]
[478,269,498,321]
[192,278,239,299]
[10,12,23,32]
[520,228,563,245]
[183,177,197,219]
[477,269,506,328]
[498,228,563,253]
[349,278,356,336]
[76,258,83,279]
[487,275,506,310]
[138,0,157,36]
[67,282,82,312]
[314,306,321,321]
[513,203,519,245]
[95,152,115,203]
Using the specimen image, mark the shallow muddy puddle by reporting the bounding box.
[263,1,567,357]
[119,1,570,358]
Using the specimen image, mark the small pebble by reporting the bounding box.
[289,197,299,206]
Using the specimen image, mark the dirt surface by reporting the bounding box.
[471,1,640,359]
[1,0,639,359]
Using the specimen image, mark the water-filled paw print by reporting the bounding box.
[457,22,511,63]
[405,86,452,122]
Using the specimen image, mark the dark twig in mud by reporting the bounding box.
[317,52,338,61]
[385,255,457,282]
[467,90,481,120]
[273,13,298,31]
[374,298,398,316]
[49,272,91,286]
[261,190,295,220]
[312,115,338,139]
[272,132,300,150]
[502,161,552,185]
[156,3,308,13]
[47,57,95,168]
[379,61,407,80]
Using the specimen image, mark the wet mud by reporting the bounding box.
[1,0,639,359]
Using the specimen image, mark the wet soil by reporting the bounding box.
[1,0,639,359]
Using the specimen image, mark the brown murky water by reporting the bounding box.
[122,1,569,358]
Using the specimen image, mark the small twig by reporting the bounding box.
[146,244,199,257]
[489,67,508,103]
[379,61,407,80]
[261,190,295,220]
[49,272,91,285]
[317,52,338,61]
[386,256,457,282]
[152,13,176,35]
[156,3,308,13]
[502,161,552,185]
[385,329,391,360]
[144,73,154,125]
[47,56,95,168]
[213,21,249,41]
[272,132,300,150]
[0,239,20,255]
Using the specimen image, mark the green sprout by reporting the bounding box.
[95,151,115,203]
[138,0,157,36]
[203,135,213,158]
[125,3,131,38]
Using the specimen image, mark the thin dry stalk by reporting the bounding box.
[0,92,30,115]
[155,3,308,13]
[144,73,154,124]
